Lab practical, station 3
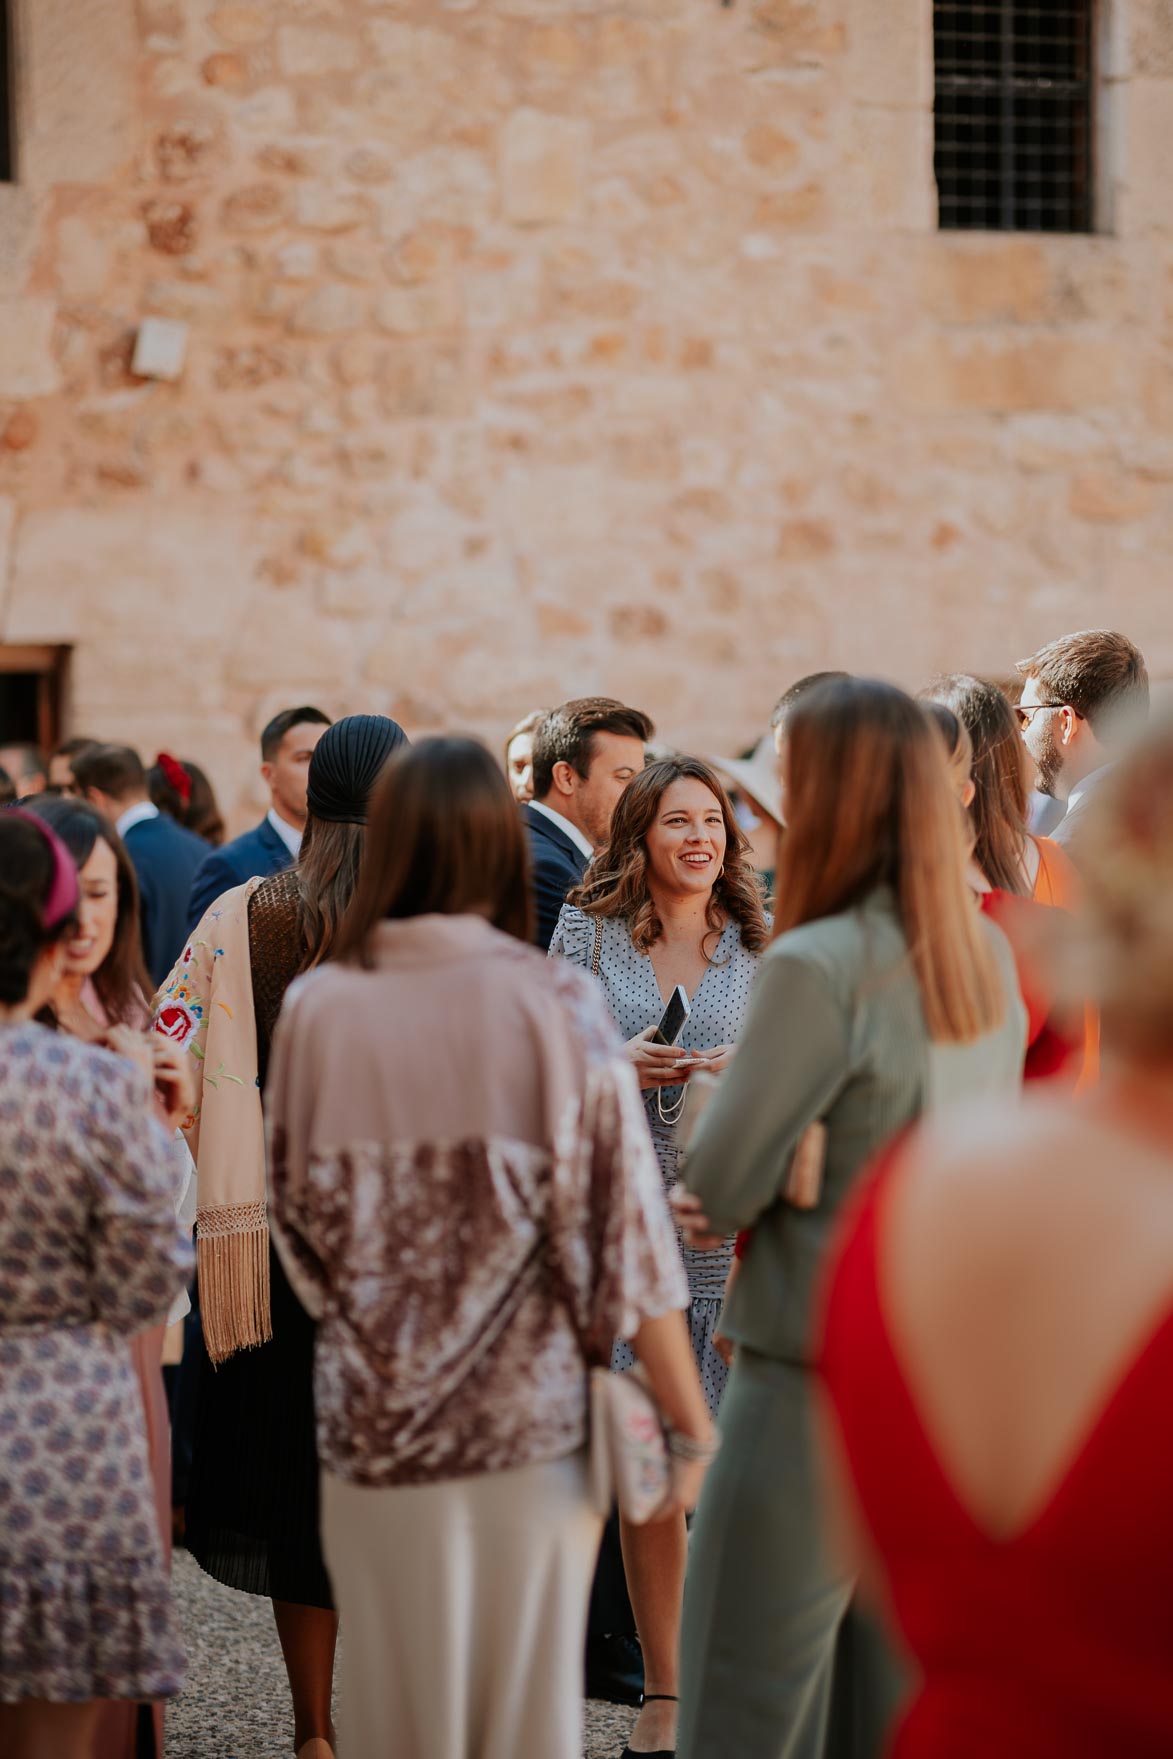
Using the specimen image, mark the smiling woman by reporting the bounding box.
[549,756,770,1759]
[21,796,152,1033]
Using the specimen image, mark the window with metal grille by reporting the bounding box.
[934,2,1094,232]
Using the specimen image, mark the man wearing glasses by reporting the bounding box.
[1016,629,1149,858]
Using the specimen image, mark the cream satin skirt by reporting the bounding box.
[322,1450,602,1759]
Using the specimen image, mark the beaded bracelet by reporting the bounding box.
[667,1425,721,1465]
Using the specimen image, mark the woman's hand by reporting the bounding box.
[651,1449,716,1520]
[670,1185,725,1250]
[692,1043,737,1076]
[150,1037,195,1133]
[626,1026,707,1091]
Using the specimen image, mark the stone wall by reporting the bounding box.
[0,0,1170,824]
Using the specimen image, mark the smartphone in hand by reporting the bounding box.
[652,984,691,1048]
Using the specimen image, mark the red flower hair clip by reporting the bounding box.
[157,751,193,805]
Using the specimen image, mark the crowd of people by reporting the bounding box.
[0,624,1169,1759]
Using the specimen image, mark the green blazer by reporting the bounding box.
[683,887,1026,1366]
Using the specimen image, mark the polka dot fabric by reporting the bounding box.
[0,1024,192,1703]
[549,906,765,1416]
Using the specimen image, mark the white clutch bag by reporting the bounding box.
[589,1363,671,1526]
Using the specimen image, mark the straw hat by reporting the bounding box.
[707,732,783,827]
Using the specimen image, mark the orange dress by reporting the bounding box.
[1031,836,1099,1084]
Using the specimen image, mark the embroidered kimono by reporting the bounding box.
[154,877,267,1363]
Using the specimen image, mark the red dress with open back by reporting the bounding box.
[820,1157,1173,1759]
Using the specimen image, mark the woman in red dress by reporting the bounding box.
[820,720,1173,1758]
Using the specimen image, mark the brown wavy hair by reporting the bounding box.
[776,678,1005,1043]
[922,674,1030,895]
[570,756,770,956]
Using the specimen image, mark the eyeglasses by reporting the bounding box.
[1015,702,1068,730]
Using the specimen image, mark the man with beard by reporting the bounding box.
[1016,630,1149,861]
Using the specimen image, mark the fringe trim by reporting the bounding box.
[197,1223,272,1366]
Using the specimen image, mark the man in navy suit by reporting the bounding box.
[524,696,653,951]
[73,744,211,989]
[186,705,332,930]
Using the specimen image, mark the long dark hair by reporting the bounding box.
[334,737,534,964]
[777,678,1004,1042]
[922,674,1030,895]
[23,797,152,1023]
[572,755,770,956]
[296,816,366,972]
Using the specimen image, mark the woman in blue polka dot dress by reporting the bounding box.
[550,754,770,1759]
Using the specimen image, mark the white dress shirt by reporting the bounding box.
[528,799,594,862]
[116,800,160,838]
[267,808,303,861]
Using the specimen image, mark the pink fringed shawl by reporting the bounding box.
[153,877,269,1364]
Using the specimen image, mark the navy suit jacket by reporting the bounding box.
[524,804,590,953]
[187,815,293,933]
[123,813,211,991]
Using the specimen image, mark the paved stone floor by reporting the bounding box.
[169,1550,637,1758]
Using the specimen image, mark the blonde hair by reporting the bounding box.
[776,679,1005,1043]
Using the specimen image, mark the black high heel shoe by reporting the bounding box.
[619,1692,678,1759]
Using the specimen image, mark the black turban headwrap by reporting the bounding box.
[306,714,409,826]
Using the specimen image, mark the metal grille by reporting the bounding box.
[934,2,1094,232]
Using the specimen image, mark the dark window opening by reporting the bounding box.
[934,2,1094,232]
[0,647,70,750]
[0,1,12,183]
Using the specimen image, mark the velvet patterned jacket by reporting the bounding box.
[268,914,688,1489]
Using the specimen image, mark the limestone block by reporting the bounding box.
[221,184,287,233]
[895,335,1128,413]
[0,300,59,399]
[21,0,138,186]
[142,199,199,257]
[374,282,462,335]
[845,0,932,108]
[288,283,366,335]
[1068,467,1156,523]
[742,123,801,174]
[276,24,361,77]
[0,497,17,628]
[1131,0,1173,75]
[210,5,273,46]
[272,241,319,281]
[920,240,1052,324]
[363,21,460,84]
[5,508,266,646]
[154,120,223,183]
[226,594,354,692]
[293,189,371,234]
[56,216,116,301]
[843,106,934,231]
[1120,80,1173,235]
[502,109,591,226]
[392,149,497,229]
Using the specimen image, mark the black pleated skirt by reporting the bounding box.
[185,1240,334,1610]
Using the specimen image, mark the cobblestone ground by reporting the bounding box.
[169,1550,637,1759]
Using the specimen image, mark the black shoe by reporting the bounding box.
[619,1691,677,1758]
[585,1631,644,1706]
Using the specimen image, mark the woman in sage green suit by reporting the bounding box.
[676,681,1027,1759]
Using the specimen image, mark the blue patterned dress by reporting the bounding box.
[0,1026,192,1703]
[549,906,764,1415]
